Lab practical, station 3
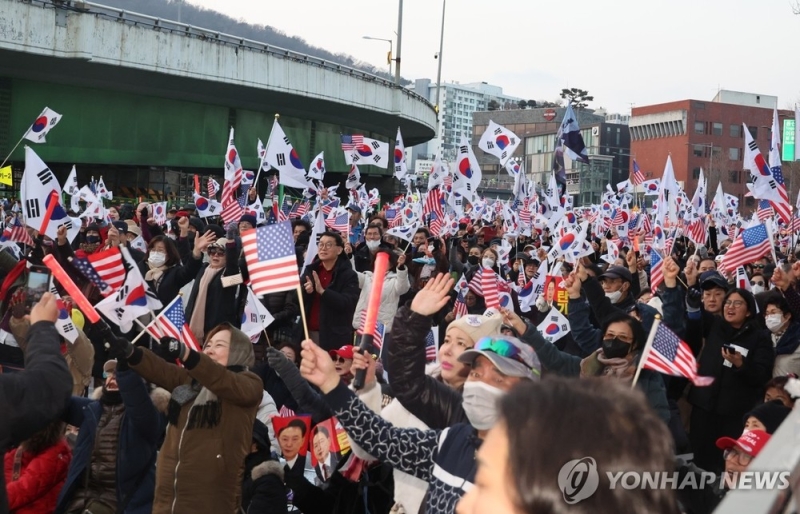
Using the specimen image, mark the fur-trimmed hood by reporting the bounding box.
[91,382,170,413]
[251,460,284,482]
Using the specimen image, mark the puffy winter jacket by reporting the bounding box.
[352,268,410,332]
[387,306,467,429]
[4,439,71,514]
[301,255,360,352]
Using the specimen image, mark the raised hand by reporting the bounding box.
[351,348,377,387]
[30,292,58,324]
[410,273,454,316]
[56,225,68,246]
[499,307,527,336]
[772,265,792,292]
[193,230,216,257]
[663,256,680,288]
[564,272,582,300]
[684,258,698,287]
[299,339,340,393]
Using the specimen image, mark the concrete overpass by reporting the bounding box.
[0,0,437,198]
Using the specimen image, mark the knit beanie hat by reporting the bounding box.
[446,314,504,345]
[239,214,258,228]
[744,400,791,434]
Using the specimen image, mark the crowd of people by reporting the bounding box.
[1,190,800,514]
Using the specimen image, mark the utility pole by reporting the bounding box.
[394,0,403,84]
[434,0,446,111]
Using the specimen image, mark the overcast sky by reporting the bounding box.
[186,0,800,114]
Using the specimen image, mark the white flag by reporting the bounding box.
[95,268,154,333]
[307,151,326,181]
[428,155,447,189]
[97,177,112,200]
[301,210,326,276]
[225,127,243,183]
[20,147,74,240]
[77,186,103,219]
[478,121,520,166]
[350,137,389,168]
[192,193,222,219]
[130,235,147,253]
[537,306,570,343]
[265,119,313,189]
[345,164,361,190]
[242,287,275,343]
[64,166,79,196]
[151,202,168,226]
[245,195,268,226]
[393,127,408,180]
[23,107,62,143]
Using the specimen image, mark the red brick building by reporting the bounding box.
[630,91,793,211]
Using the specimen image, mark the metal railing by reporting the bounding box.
[20,0,434,109]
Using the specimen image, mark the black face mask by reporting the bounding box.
[86,235,100,244]
[101,388,122,405]
[467,255,480,266]
[601,338,631,359]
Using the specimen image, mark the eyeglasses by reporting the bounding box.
[474,337,538,376]
[319,242,339,249]
[753,264,765,269]
[724,300,746,308]
[751,281,765,286]
[723,448,753,465]
[207,248,224,256]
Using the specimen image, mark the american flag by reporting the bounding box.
[480,267,500,309]
[642,321,713,386]
[145,296,201,352]
[278,405,296,417]
[720,223,772,273]
[70,256,114,297]
[650,251,664,293]
[756,199,774,222]
[790,215,800,234]
[295,200,310,219]
[341,134,364,164]
[686,218,706,246]
[425,329,437,362]
[423,187,444,219]
[453,288,469,319]
[631,159,645,185]
[325,210,350,236]
[277,197,293,223]
[356,311,385,351]
[1,217,34,246]
[208,177,220,198]
[241,221,301,297]
[86,247,126,292]
[221,181,245,225]
[321,199,339,217]
[519,209,531,226]
[429,212,443,238]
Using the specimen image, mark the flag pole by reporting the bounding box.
[631,315,660,389]
[0,134,28,169]
[295,284,311,340]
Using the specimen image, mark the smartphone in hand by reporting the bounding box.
[25,266,52,311]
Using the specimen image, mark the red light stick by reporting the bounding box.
[43,254,100,324]
[352,251,389,390]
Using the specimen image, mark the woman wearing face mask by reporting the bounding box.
[683,288,774,473]
[352,249,410,335]
[750,272,767,295]
[464,247,500,285]
[139,232,215,307]
[74,223,107,254]
[763,295,800,377]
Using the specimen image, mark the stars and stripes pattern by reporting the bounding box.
[325,211,350,236]
[756,199,774,222]
[720,223,771,273]
[321,199,340,217]
[423,187,445,220]
[278,405,296,417]
[631,159,645,185]
[425,329,437,362]
[642,321,713,386]
[208,177,220,198]
[1,216,34,246]
[650,251,664,294]
[145,296,201,352]
[241,222,301,297]
[356,311,385,351]
[480,267,500,310]
[70,256,114,297]
[86,247,126,292]
[453,288,469,319]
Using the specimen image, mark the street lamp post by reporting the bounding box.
[362,36,393,77]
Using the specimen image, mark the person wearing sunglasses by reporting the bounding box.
[298,326,541,514]
[184,233,244,343]
[329,345,355,385]
[749,272,767,295]
[683,287,774,474]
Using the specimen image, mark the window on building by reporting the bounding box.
[692,168,701,179]
[694,121,705,134]
[712,123,723,136]
[748,126,758,139]
[728,170,740,183]
[729,148,741,160]
[730,124,741,138]
[693,145,705,157]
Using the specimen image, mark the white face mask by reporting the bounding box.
[751,285,765,295]
[605,290,623,304]
[482,258,495,269]
[765,314,785,333]
[365,240,381,251]
[148,251,166,267]
[462,381,505,430]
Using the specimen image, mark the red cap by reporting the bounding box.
[716,429,771,457]
[175,210,190,218]
[329,345,355,360]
